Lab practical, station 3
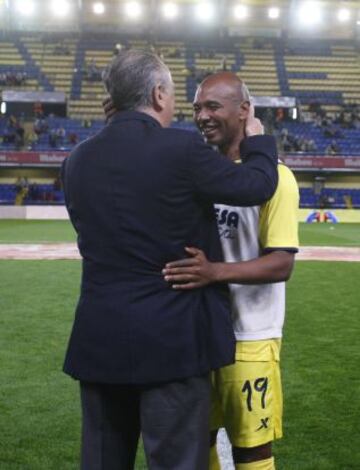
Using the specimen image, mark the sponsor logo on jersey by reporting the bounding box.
[215,208,239,239]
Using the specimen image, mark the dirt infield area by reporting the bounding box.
[0,243,359,261]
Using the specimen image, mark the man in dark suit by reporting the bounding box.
[61,49,278,470]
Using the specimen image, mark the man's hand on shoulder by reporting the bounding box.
[245,103,264,137]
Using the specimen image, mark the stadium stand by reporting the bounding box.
[0,34,359,117]
[299,187,360,209]
[2,183,360,209]
[1,34,360,209]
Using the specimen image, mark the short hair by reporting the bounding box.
[103,49,172,111]
[238,81,250,103]
[199,72,251,104]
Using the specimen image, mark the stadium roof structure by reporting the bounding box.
[0,0,359,38]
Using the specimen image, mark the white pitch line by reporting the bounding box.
[0,243,80,260]
[0,244,359,261]
[297,246,360,262]
[217,429,235,469]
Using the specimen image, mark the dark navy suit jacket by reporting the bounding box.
[62,111,278,384]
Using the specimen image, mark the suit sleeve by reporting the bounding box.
[187,132,278,207]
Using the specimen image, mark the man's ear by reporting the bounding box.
[239,100,250,121]
[103,96,117,122]
[152,84,165,112]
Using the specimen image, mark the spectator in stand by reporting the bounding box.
[56,127,66,146]
[354,109,360,129]
[16,72,26,85]
[326,140,341,155]
[2,127,15,144]
[8,115,18,128]
[68,132,78,145]
[82,118,92,128]
[34,119,42,136]
[220,55,228,71]
[85,59,102,82]
[175,109,185,122]
[27,130,39,150]
[309,101,325,118]
[34,101,44,117]
[34,117,48,135]
[15,176,29,193]
[264,108,275,133]
[306,139,317,152]
[0,72,26,86]
[54,43,70,56]
[169,48,182,58]
[156,48,164,61]
[28,183,40,202]
[49,129,58,148]
[279,128,293,152]
[275,107,284,127]
[15,122,25,149]
[324,126,342,139]
[313,115,323,128]
[342,111,355,129]
[2,116,18,144]
[53,174,62,191]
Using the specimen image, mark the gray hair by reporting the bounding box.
[103,49,172,111]
[239,82,250,103]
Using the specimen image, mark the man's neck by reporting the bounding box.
[137,107,165,127]
[220,127,245,161]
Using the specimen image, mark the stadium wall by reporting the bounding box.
[0,206,68,219]
[0,168,59,184]
[298,209,360,223]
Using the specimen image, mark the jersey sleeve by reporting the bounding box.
[259,163,299,252]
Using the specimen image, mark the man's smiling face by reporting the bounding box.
[193,78,249,151]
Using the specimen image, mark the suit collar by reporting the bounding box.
[109,111,162,128]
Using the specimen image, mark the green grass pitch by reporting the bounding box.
[0,219,359,246]
[0,220,359,469]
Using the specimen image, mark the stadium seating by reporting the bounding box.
[1,34,360,154]
[2,183,359,208]
[0,183,64,205]
[299,187,360,209]
[1,34,359,116]
[275,121,360,155]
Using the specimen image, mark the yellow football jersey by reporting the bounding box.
[214,163,299,341]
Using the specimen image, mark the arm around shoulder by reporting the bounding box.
[188,132,278,207]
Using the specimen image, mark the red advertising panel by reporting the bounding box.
[0,151,360,170]
[281,155,360,170]
[0,151,68,166]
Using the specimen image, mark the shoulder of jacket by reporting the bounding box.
[162,127,198,139]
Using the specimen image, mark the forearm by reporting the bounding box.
[212,251,295,285]
[191,134,278,207]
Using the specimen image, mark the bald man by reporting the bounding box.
[163,72,299,470]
